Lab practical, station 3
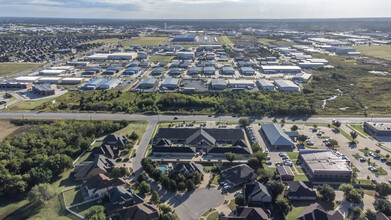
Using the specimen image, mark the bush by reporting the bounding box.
[235,194,244,206]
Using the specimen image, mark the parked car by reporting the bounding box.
[380,158,387,162]
[360,158,366,162]
[386,161,391,166]
[279,152,286,157]
[369,152,375,157]
[266,161,272,165]
[266,156,271,160]
[173,117,178,120]
[371,179,378,184]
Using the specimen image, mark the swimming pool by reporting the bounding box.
[157,165,167,174]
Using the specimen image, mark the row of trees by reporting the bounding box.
[49,90,318,116]
[0,120,130,195]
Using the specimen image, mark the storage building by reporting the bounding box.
[274,80,300,92]
[85,78,106,90]
[107,52,136,60]
[256,79,274,91]
[260,123,295,149]
[228,80,254,89]
[210,79,226,90]
[124,67,141,75]
[151,67,165,75]
[261,66,302,74]
[38,77,62,84]
[187,67,202,75]
[221,66,235,75]
[61,78,85,85]
[203,66,215,75]
[32,84,55,96]
[39,69,66,76]
[0,81,32,89]
[161,78,180,89]
[240,67,255,75]
[177,52,195,60]
[15,76,40,83]
[168,68,183,76]
[99,79,117,90]
[172,34,197,42]
[138,78,158,89]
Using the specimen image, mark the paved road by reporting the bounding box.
[1,112,391,124]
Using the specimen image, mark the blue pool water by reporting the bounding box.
[157,165,167,174]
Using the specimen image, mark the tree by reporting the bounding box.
[27,183,55,206]
[235,194,244,206]
[85,206,106,220]
[29,167,53,184]
[291,125,298,131]
[374,199,391,216]
[140,181,151,194]
[248,157,260,170]
[334,121,341,127]
[313,124,318,129]
[251,143,261,153]
[151,190,160,204]
[328,139,339,148]
[110,167,130,178]
[137,173,145,183]
[281,119,286,124]
[186,179,195,191]
[350,131,358,141]
[176,174,186,183]
[266,180,285,200]
[365,209,376,220]
[238,118,250,127]
[275,197,290,216]
[159,204,172,214]
[177,182,186,191]
[129,131,139,141]
[375,183,391,198]
[169,179,177,191]
[160,213,176,220]
[192,171,202,185]
[298,135,308,142]
[272,118,278,123]
[317,184,336,202]
[257,168,274,183]
[352,206,362,219]
[225,152,236,163]
[339,184,363,204]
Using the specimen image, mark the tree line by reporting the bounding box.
[0,119,130,196]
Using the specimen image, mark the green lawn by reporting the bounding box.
[123,37,168,46]
[287,152,299,160]
[207,211,220,220]
[218,36,234,46]
[202,208,216,217]
[63,188,84,207]
[228,199,236,211]
[80,38,122,45]
[7,97,57,111]
[294,174,309,181]
[354,45,391,61]
[285,201,313,220]
[149,56,175,62]
[113,120,148,142]
[0,63,43,77]
[69,201,102,217]
[211,174,221,186]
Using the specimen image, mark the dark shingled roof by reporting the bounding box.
[74,155,114,179]
[297,203,343,220]
[221,206,271,220]
[152,146,196,154]
[221,164,256,186]
[106,186,143,211]
[84,174,128,192]
[285,181,316,199]
[207,146,250,155]
[119,203,159,220]
[244,181,272,204]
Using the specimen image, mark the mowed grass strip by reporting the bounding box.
[123,37,168,46]
[354,45,391,61]
[0,63,43,77]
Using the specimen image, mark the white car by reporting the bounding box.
[388,179,391,184]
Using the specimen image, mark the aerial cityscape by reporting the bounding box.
[0,1,391,220]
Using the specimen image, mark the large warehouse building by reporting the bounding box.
[261,66,302,74]
[299,149,352,181]
[172,34,197,42]
[274,80,300,92]
[260,124,295,149]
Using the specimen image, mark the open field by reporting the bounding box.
[149,55,175,62]
[7,97,56,111]
[113,120,148,141]
[354,45,391,61]
[123,37,168,46]
[0,119,21,141]
[80,38,122,45]
[218,36,234,46]
[0,63,43,77]
[258,38,294,46]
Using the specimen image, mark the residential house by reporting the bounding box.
[169,162,204,179]
[243,181,272,209]
[221,164,256,187]
[221,206,271,220]
[276,166,295,181]
[119,203,159,220]
[297,203,343,220]
[74,155,115,180]
[285,181,316,201]
[92,144,121,159]
[84,173,129,199]
[105,186,144,215]
[103,134,128,149]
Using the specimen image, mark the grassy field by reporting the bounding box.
[113,120,148,142]
[0,119,22,141]
[80,38,122,45]
[218,36,234,46]
[7,97,56,111]
[228,199,236,211]
[123,37,168,46]
[354,45,391,61]
[206,211,219,220]
[0,63,43,77]
[149,55,175,62]
[258,38,294,46]
[63,188,84,207]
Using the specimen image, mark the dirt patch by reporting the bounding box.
[0,120,22,141]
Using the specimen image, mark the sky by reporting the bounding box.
[0,0,390,19]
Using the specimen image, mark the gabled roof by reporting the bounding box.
[221,206,270,220]
[152,146,196,154]
[261,124,294,146]
[74,155,114,179]
[156,138,171,146]
[170,162,204,177]
[276,165,295,176]
[234,139,248,148]
[185,129,216,146]
[297,203,343,220]
[207,146,250,155]
[92,144,120,159]
[119,203,159,220]
[103,134,127,147]
[107,186,143,207]
[221,164,256,186]
[84,174,128,191]
[285,181,316,198]
[244,181,272,203]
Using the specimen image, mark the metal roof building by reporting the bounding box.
[15,76,40,83]
[261,65,302,74]
[172,34,197,42]
[85,78,106,90]
[204,66,216,75]
[139,78,158,89]
[274,79,300,92]
[38,77,62,84]
[210,79,226,90]
[161,78,180,89]
[260,123,294,149]
[257,79,274,91]
[99,78,118,90]
[221,66,235,75]
[124,67,142,75]
[61,78,85,85]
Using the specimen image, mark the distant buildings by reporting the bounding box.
[172,34,197,42]
[257,79,274,91]
[261,66,302,74]
[274,79,300,92]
